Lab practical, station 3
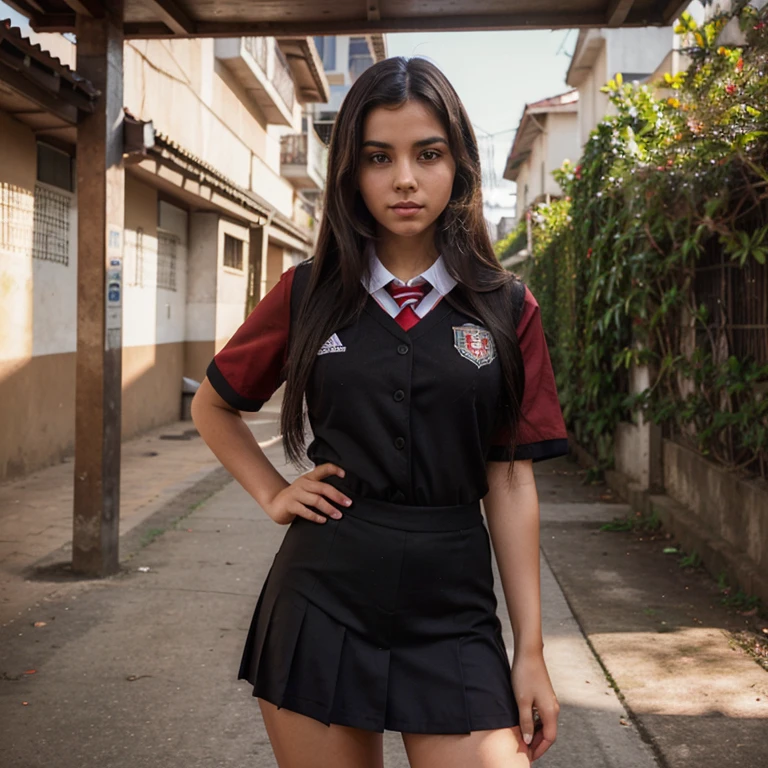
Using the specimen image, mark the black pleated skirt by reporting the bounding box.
[237,494,520,734]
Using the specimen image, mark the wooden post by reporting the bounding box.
[72,1,125,576]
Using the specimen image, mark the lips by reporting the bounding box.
[391,202,423,210]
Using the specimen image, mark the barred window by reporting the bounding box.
[0,182,34,255]
[157,230,178,291]
[223,233,244,271]
[33,184,71,265]
[128,227,146,287]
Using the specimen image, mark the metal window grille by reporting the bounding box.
[223,233,244,270]
[694,241,768,367]
[128,227,146,287]
[32,184,71,265]
[0,182,34,255]
[157,230,178,291]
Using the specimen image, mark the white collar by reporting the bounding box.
[361,241,457,296]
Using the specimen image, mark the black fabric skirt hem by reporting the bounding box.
[249,689,520,735]
[237,494,521,735]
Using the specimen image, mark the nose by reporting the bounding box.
[393,159,417,192]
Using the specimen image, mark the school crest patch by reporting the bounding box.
[452,324,496,368]
[317,333,346,355]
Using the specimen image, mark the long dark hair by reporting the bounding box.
[281,56,525,481]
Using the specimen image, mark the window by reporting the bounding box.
[348,37,373,82]
[223,233,244,270]
[157,230,178,291]
[33,185,71,265]
[37,143,74,192]
[314,36,336,71]
[0,182,34,255]
[31,143,73,265]
[130,227,145,286]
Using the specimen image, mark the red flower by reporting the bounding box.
[725,83,736,94]
[736,57,743,72]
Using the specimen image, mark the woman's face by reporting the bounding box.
[357,99,456,240]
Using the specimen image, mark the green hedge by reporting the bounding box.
[525,1,768,477]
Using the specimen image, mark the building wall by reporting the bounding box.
[122,38,298,219]
[216,218,250,349]
[0,23,315,480]
[544,112,580,196]
[577,42,613,148]
[0,121,197,479]
[0,114,79,480]
[514,163,531,223]
[605,26,675,79]
[121,177,190,438]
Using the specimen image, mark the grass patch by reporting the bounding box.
[599,509,661,534]
[139,527,166,547]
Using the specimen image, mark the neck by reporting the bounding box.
[374,224,439,282]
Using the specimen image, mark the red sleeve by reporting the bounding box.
[486,284,569,462]
[205,266,295,411]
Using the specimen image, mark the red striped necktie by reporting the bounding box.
[385,279,431,331]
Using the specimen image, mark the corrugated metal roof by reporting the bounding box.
[0,19,99,102]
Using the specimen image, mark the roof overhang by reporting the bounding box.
[503,91,578,181]
[6,0,693,38]
[0,18,98,143]
[276,37,330,104]
[566,28,608,87]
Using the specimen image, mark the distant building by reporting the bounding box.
[0,15,332,481]
[565,2,708,148]
[311,35,387,145]
[502,90,580,224]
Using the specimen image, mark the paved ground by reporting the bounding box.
[0,395,765,767]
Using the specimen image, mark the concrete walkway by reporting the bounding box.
[0,403,765,766]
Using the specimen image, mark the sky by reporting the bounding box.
[387,30,579,221]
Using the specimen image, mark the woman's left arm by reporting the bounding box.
[484,458,560,761]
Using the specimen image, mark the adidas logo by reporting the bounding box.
[317,333,346,355]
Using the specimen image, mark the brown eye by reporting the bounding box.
[421,150,441,161]
[370,153,389,164]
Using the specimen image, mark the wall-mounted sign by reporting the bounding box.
[106,225,123,350]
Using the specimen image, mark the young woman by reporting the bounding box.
[192,56,569,768]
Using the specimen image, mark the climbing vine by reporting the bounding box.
[521,1,768,477]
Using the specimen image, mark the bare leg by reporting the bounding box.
[402,726,531,768]
[258,699,384,768]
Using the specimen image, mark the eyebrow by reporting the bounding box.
[361,136,449,150]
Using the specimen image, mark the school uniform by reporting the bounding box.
[206,244,568,735]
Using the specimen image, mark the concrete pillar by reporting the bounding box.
[72,2,125,576]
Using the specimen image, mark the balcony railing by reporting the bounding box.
[272,45,295,113]
[243,36,267,72]
[217,37,295,126]
[281,129,326,189]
